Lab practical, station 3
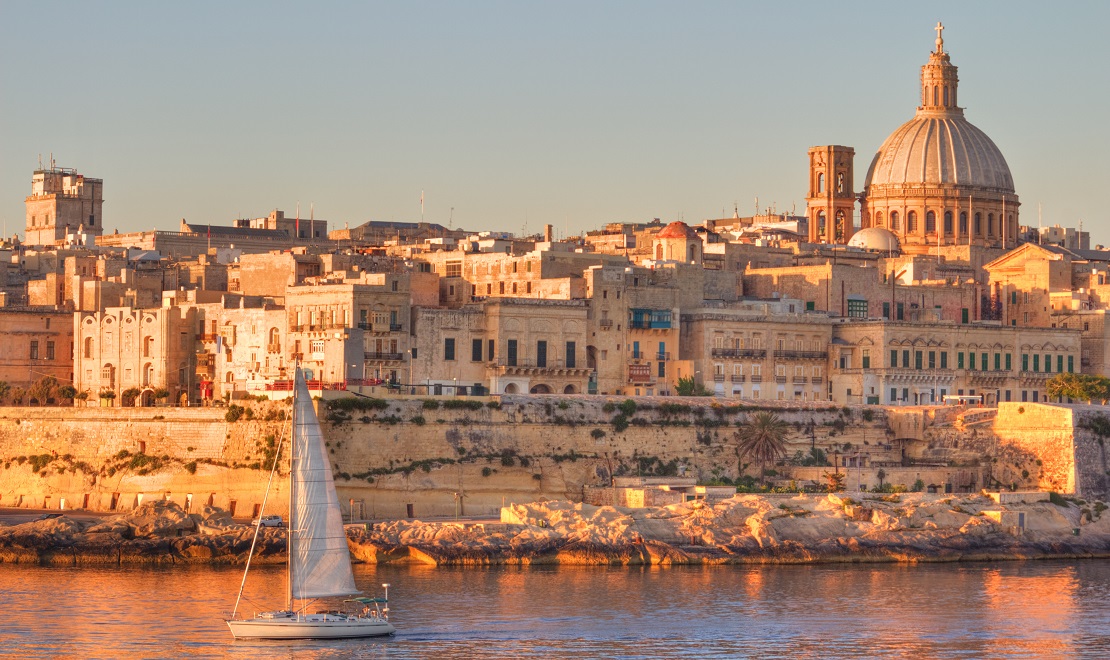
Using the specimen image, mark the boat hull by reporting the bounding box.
[227,614,396,639]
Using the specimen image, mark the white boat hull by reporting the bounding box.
[227,613,396,639]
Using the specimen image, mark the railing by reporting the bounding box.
[792,376,808,384]
[267,343,281,354]
[199,334,218,342]
[811,376,824,384]
[291,352,303,360]
[390,323,403,332]
[264,378,386,392]
[773,350,828,360]
[775,375,787,383]
[492,358,579,369]
[730,374,745,382]
[357,322,372,331]
[750,375,763,383]
[598,319,613,329]
[656,352,670,361]
[629,320,672,330]
[365,352,404,361]
[714,374,726,382]
[289,325,305,332]
[711,348,767,359]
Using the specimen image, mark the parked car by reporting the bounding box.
[252,515,283,527]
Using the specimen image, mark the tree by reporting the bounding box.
[876,468,887,489]
[823,471,847,493]
[121,387,142,407]
[675,376,712,397]
[1047,373,1110,404]
[57,385,77,401]
[28,375,59,405]
[734,411,789,488]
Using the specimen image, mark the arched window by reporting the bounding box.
[226,371,234,384]
[268,327,280,351]
[836,172,844,194]
[817,172,824,194]
[959,212,968,235]
[890,211,900,231]
[834,210,846,242]
[933,86,938,106]
[142,336,153,358]
[925,211,936,233]
[817,211,827,236]
[943,86,949,106]
[875,211,883,227]
[943,211,953,235]
[987,213,995,236]
[908,211,918,232]
[974,212,982,235]
[688,244,697,263]
[655,244,663,260]
[83,336,93,359]
[143,363,154,387]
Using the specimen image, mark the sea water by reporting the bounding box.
[2,560,1109,658]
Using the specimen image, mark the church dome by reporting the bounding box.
[655,221,700,240]
[847,226,900,253]
[863,111,1014,193]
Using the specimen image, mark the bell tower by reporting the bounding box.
[806,145,855,244]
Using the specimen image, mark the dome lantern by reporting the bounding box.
[920,22,961,113]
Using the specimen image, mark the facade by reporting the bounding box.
[74,306,197,405]
[0,308,75,391]
[828,319,1081,406]
[24,166,104,247]
[681,300,834,401]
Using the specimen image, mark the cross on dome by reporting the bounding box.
[935,21,944,53]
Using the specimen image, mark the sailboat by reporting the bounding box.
[227,368,396,639]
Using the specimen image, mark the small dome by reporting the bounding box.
[848,227,900,253]
[655,221,700,240]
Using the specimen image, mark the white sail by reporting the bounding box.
[289,370,358,599]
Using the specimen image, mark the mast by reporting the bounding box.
[287,367,297,612]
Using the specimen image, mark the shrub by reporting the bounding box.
[611,415,630,433]
[618,399,637,417]
[481,467,493,477]
[409,415,426,426]
[590,428,606,439]
[861,409,874,422]
[329,397,389,412]
[184,461,197,475]
[486,401,501,410]
[443,399,483,411]
[225,405,245,423]
[602,402,617,414]
[1049,492,1069,507]
[422,399,441,410]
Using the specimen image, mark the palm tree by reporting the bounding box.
[734,411,789,488]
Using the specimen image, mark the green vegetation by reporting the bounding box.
[1047,372,1110,404]
[734,412,789,487]
[675,376,712,397]
[443,399,483,411]
[329,397,389,412]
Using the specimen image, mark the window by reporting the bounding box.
[902,350,910,368]
[1043,354,1051,373]
[974,213,982,235]
[896,303,904,321]
[961,308,969,324]
[908,211,918,232]
[472,339,482,362]
[1022,354,1029,371]
[959,212,968,235]
[1033,354,1040,372]
[994,353,1001,371]
[925,211,936,233]
[890,211,899,231]
[914,351,922,370]
[862,349,870,369]
[566,342,576,369]
[957,352,964,369]
[633,341,641,359]
[657,361,665,378]
[928,351,936,369]
[1006,354,1012,370]
[847,299,867,318]
[537,341,547,368]
[46,341,55,360]
[488,340,494,362]
[883,302,891,319]
[1068,355,1074,372]
[444,338,456,361]
[943,211,953,234]
[981,353,987,372]
[890,349,898,367]
[940,352,948,369]
[507,340,518,367]
[30,341,39,360]
[1057,355,1064,373]
[890,388,897,402]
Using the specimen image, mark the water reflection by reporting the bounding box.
[2,561,1110,658]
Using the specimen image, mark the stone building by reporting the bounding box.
[828,318,1081,406]
[186,294,287,401]
[681,299,834,401]
[0,307,75,391]
[858,25,1019,251]
[75,306,197,405]
[24,165,104,247]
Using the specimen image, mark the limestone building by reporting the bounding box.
[24,165,104,247]
[858,24,1019,251]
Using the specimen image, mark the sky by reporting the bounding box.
[1,1,1107,243]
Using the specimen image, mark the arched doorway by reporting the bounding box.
[563,384,577,394]
[140,389,155,407]
[530,384,553,394]
[504,383,519,394]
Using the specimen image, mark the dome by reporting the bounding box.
[863,111,1015,193]
[847,227,900,253]
[655,221,700,239]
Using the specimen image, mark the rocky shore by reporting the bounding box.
[4,493,1110,566]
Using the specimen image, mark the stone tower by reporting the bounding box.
[24,164,104,247]
[806,145,855,244]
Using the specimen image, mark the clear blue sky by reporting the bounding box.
[2,2,1107,242]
